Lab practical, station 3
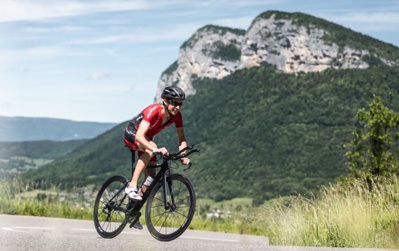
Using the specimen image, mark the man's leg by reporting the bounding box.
[129,141,156,188]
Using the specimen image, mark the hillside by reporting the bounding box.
[22,121,134,187]
[22,11,399,204]
[0,140,88,159]
[157,62,399,203]
[0,139,87,178]
[0,116,117,142]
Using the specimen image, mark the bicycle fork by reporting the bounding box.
[162,170,176,211]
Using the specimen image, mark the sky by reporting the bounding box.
[0,0,398,123]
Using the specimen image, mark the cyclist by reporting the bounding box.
[123,86,191,226]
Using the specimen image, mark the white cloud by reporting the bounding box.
[88,72,109,81]
[27,46,68,57]
[325,11,399,32]
[339,12,399,23]
[67,22,201,45]
[24,25,89,33]
[181,0,285,9]
[0,102,12,111]
[0,0,285,23]
[213,16,255,30]
[0,0,151,22]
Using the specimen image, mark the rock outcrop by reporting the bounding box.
[154,11,396,102]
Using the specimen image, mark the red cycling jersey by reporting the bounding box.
[138,103,183,138]
[123,103,183,151]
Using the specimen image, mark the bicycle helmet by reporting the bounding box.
[161,86,186,100]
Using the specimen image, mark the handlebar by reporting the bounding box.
[166,145,200,161]
[153,145,200,171]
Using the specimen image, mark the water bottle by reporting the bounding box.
[139,174,154,196]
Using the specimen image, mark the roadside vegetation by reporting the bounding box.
[254,96,399,248]
[254,175,399,248]
[0,178,93,220]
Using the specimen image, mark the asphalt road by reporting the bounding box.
[0,215,395,251]
[0,214,268,251]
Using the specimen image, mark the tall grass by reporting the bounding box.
[0,178,92,219]
[254,175,399,248]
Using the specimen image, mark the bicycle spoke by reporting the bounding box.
[159,211,171,227]
[171,210,188,218]
[157,211,171,233]
[151,210,169,219]
[174,196,191,206]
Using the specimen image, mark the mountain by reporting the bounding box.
[0,116,117,142]
[23,11,399,204]
[154,11,398,101]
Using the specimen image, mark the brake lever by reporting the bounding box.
[183,149,200,171]
[176,144,195,155]
[183,162,192,171]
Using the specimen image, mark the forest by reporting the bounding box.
[22,58,399,205]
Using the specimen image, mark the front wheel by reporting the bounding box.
[145,173,196,241]
[93,175,129,238]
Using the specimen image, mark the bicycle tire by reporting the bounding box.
[93,175,129,238]
[145,173,196,241]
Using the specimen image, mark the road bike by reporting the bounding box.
[93,145,200,241]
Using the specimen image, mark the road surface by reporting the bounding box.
[0,214,267,251]
[0,215,395,251]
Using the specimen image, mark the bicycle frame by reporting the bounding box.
[125,146,199,215]
[129,160,170,212]
[102,164,170,216]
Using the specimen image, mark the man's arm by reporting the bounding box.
[176,127,190,165]
[136,122,168,155]
[176,127,187,150]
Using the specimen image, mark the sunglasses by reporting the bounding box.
[168,100,183,107]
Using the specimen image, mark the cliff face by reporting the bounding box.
[240,14,369,73]
[154,11,396,102]
[155,25,245,99]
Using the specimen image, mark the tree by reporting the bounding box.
[345,96,399,179]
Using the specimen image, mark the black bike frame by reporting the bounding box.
[125,146,199,214]
[126,158,172,214]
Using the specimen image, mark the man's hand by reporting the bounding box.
[153,147,169,156]
[180,157,190,165]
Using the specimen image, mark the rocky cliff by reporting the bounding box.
[154,10,397,101]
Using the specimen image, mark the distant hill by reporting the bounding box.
[0,140,88,159]
[23,10,399,205]
[0,116,117,142]
[0,139,88,178]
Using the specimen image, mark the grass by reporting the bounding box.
[1,176,398,249]
[253,175,399,248]
[0,178,93,219]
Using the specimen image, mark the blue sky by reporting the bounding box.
[1,0,398,123]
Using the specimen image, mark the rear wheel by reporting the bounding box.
[145,173,196,241]
[93,175,129,238]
